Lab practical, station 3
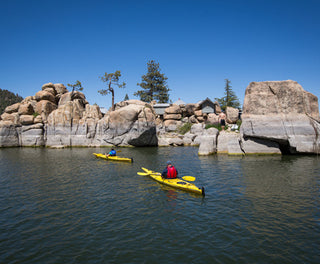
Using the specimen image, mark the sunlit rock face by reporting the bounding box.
[1,80,319,154]
[241,80,320,154]
[95,103,158,147]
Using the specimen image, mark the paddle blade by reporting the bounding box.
[138,172,162,176]
[182,176,196,181]
[137,172,149,175]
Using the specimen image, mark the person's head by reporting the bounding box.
[167,160,172,167]
[111,148,114,151]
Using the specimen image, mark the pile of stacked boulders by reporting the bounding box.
[156,102,239,134]
[2,79,318,155]
[0,83,69,127]
[0,82,99,147]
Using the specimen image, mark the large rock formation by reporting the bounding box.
[1,80,319,155]
[157,80,319,155]
[95,103,157,147]
[45,93,101,147]
[0,84,158,147]
[0,82,62,147]
[46,95,158,147]
[241,80,320,154]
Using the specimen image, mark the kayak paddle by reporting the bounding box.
[137,172,196,181]
[137,172,149,175]
[182,176,196,181]
[137,172,160,176]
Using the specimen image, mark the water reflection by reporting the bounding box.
[0,148,320,264]
[161,186,178,201]
[241,156,319,199]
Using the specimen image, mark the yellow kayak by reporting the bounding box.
[93,153,133,163]
[140,167,205,196]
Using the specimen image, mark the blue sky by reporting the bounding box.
[1,0,319,110]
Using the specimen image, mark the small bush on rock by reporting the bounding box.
[205,123,228,131]
[178,123,192,134]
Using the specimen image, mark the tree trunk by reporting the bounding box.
[109,82,115,111]
[111,89,115,111]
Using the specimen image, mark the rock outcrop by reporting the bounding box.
[0,83,63,147]
[157,101,239,132]
[0,84,158,147]
[1,80,319,155]
[95,103,157,147]
[157,123,220,153]
[240,80,320,154]
[45,95,101,147]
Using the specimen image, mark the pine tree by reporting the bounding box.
[67,80,84,94]
[124,94,129,101]
[0,88,23,114]
[135,60,170,103]
[98,71,126,111]
[215,79,241,111]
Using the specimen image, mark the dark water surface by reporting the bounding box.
[0,147,319,264]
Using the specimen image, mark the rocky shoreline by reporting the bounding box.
[0,80,319,155]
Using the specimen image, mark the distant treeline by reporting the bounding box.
[0,88,24,114]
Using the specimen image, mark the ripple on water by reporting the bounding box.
[0,148,320,263]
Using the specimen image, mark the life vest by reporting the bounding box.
[167,166,177,179]
[109,150,116,156]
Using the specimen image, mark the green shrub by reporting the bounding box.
[205,124,217,129]
[205,123,228,131]
[178,123,192,134]
[0,88,23,114]
[32,112,40,117]
[237,120,242,128]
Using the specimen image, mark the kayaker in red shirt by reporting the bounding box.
[162,161,178,179]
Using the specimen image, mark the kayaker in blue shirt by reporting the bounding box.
[162,161,178,179]
[106,149,116,156]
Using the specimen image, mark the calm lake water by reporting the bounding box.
[0,147,319,264]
